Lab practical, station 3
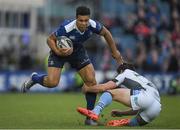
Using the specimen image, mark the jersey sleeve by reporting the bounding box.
[53,25,66,38]
[89,19,103,34]
[112,71,127,87]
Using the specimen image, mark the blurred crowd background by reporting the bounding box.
[0,0,179,73]
[0,0,179,94]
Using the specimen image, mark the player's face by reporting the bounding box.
[76,15,90,32]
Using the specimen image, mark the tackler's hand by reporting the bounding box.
[111,51,124,65]
[111,109,123,117]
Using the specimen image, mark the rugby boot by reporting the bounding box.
[106,119,130,126]
[77,107,99,121]
[21,72,37,93]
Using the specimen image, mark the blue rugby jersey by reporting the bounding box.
[53,19,103,47]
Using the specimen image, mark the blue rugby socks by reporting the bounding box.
[32,73,47,86]
[85,92,97,110]
[92,92,112,115]
[129,117,139,126]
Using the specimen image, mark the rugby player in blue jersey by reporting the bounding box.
[21,6,123,125]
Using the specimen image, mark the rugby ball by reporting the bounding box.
[56,36,73,48]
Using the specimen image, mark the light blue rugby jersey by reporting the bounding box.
[53,19,103,47]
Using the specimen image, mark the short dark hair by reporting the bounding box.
[76,6,90,17]
[117,62,136,73]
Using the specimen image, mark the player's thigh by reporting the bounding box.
[78,63,96,86]
[47,51,65,85]
[46,67,62,85]
[108,88,131,107]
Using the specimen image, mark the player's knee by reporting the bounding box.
[108,89,126,100]
[49,82,58,88]
[107,90,118,100]
[108,89,131,107]
[84,77,96,86]
[47,78,59,88]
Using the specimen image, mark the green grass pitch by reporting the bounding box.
[0,93,179,129]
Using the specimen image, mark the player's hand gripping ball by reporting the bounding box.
[56,36,73,56]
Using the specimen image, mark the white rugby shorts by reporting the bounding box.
[130,89,161,122]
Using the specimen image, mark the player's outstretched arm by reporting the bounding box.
[111,108,138,117]
[82,81,117,93]
[99,27,123,65]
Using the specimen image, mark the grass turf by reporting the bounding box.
[0,93,179,129]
